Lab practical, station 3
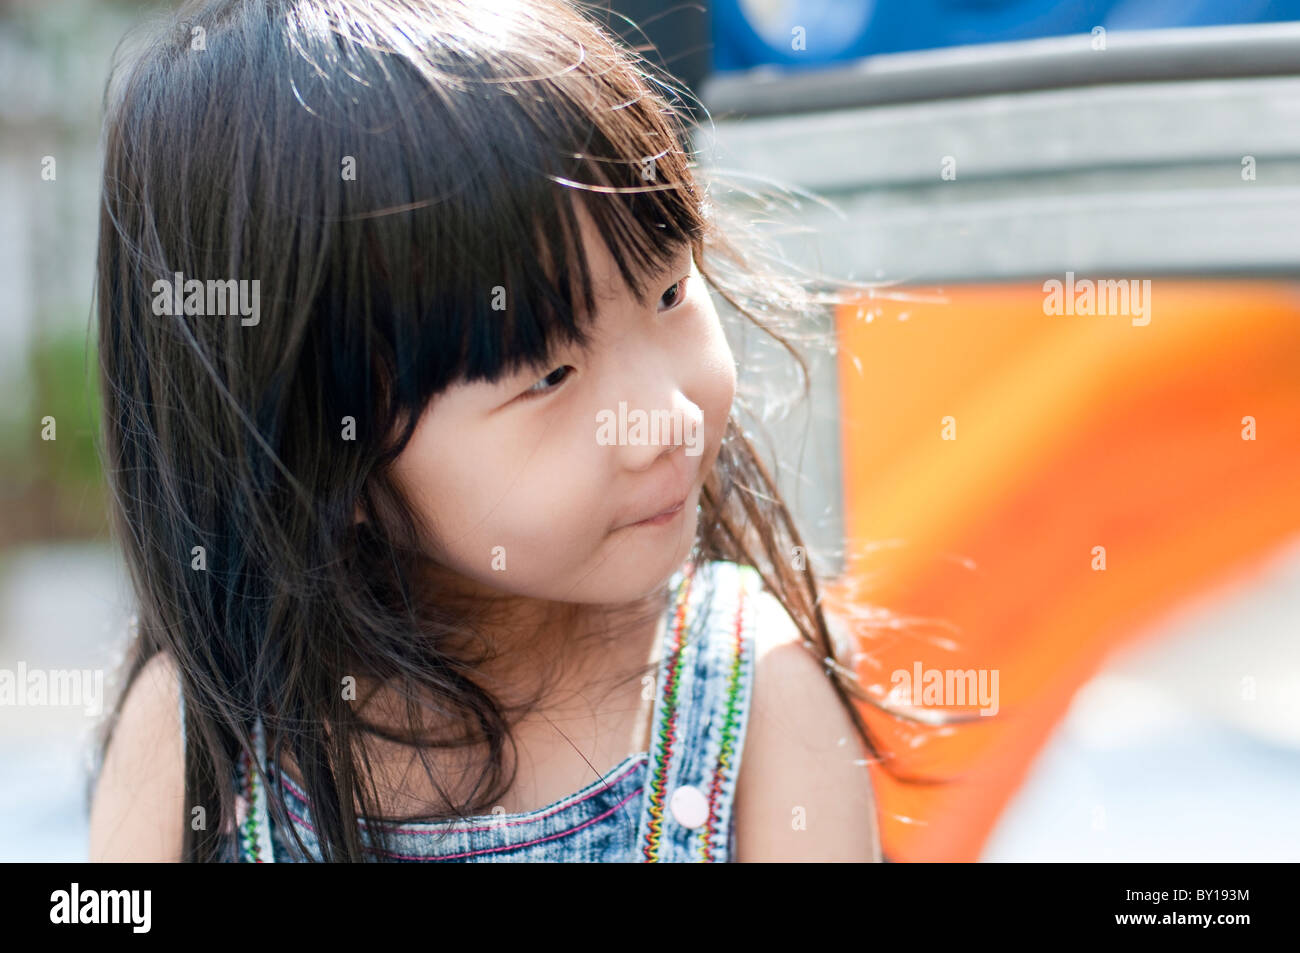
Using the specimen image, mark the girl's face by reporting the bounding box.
[390,201,736,605]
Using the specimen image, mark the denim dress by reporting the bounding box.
[188,559,765,862]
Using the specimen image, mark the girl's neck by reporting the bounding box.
[272,587,671,818]
[341,577,672,737]
[412,563,674,713]
[466,590,670,716]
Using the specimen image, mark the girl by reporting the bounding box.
[87,0,885,862]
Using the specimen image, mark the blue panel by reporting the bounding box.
[711,0,1300,73]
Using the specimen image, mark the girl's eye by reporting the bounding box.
[658,276,689,312]
[520,364,573,400]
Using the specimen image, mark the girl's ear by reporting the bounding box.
[353,502,366,525]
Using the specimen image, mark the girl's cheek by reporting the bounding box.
[695,307,737,440]
[688,265,735,406]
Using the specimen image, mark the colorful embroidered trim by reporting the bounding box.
[238,747,259,862]
[238,720,275,862]
[699,568,750,861]
[640,562,697,862]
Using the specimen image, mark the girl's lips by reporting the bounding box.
[629,499,685,527]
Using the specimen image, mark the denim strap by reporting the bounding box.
[636,561,759,862]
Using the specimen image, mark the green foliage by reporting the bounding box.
[0,324,106,539]
[30,326,103,487]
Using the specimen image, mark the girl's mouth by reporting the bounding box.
[628,498,686,528]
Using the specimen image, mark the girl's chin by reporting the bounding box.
[601,519,698,594]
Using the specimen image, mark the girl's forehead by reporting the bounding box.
[568,199,634,306]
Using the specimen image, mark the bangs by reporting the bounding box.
[294,0,708,424]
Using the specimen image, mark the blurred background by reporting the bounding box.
[2,0,1298,861]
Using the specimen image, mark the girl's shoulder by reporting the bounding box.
[721,567,883,861]
[89,650,185,862]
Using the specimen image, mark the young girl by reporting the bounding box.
[87,0,884,862]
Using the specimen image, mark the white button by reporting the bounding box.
[669,784,710,829]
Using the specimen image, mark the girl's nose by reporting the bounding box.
[599,396,705,471]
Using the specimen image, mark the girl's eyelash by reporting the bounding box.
[659,275,689,311]
[519,364,573,401]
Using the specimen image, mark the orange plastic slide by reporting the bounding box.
[827,280,1300,861]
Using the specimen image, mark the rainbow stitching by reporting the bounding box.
[699,568,749,861]
[239,746,262,862]
[640,562,697,862]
